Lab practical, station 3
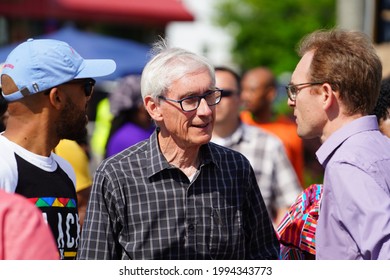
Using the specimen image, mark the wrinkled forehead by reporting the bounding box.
[170,69,214,90]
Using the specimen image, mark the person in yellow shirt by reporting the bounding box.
[54,139,92,227]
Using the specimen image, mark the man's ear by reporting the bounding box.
[48,87,64,110]
[145,95,163,122]
[322,83,336,111]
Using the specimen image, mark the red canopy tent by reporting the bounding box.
[0,0,194,25]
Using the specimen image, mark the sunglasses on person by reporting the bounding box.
[63,78,96,97]
[220,89,237,97]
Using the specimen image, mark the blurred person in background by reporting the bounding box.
[78,40,279,260]
[212,66,301,225]
[240,67,304,185]
[89,90,112,167]
[53,138,92,228]
[105,74,154,158]
[373,77,390,138]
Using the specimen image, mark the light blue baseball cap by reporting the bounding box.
[1,38,116,102]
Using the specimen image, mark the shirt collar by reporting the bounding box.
[146,129,217,178]
[212,122,245,147]
[226,123,245,146]
[316,115,379,166]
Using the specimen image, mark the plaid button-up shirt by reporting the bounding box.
[212,123,302,218]
[77,130,279,259]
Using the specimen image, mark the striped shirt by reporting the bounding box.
[77,130,279,259]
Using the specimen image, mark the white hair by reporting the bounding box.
[141,38,215,99]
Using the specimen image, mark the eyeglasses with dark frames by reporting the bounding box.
[158,88,222,112]
[285,82,325,101]
[63,78,96,97]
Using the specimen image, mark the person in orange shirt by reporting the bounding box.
[240,67,304,186]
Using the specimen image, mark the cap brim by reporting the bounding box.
[75,59,116,79]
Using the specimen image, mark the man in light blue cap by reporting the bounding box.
[0,38,116,260]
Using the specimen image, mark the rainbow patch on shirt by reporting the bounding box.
[28,197,77,208]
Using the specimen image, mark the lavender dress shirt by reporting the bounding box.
[316,116,390,259]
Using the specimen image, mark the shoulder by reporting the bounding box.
[54,140,89,169]
[331,128,390,162]
[0,134,15,155]
[98,139,149,171]
[55,140,88,165]
[52,152,76,186]
[55,139,80,151]
[0,136,16,162]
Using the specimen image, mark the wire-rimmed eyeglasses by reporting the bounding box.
[285,82,324,101]
[158,88,223,112]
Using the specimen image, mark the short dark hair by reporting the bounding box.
[214,66,241,92]
[372,77,390,122]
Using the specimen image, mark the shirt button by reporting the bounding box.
[188,224,194,230]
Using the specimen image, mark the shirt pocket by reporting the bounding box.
[209,206,243,259]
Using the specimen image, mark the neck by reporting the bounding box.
[321,112,363,143]
[158,133,201,177]
[213,117,240,138]
[3,116,59,157]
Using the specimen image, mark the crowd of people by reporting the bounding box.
[211,66,301,226]
[1,27,390,260]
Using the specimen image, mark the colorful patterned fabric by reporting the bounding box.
[28,197,77,208]
[277,184,323,259]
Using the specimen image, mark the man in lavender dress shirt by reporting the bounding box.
[286,29,390,259]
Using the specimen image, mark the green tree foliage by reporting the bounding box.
[213,0,336,75]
